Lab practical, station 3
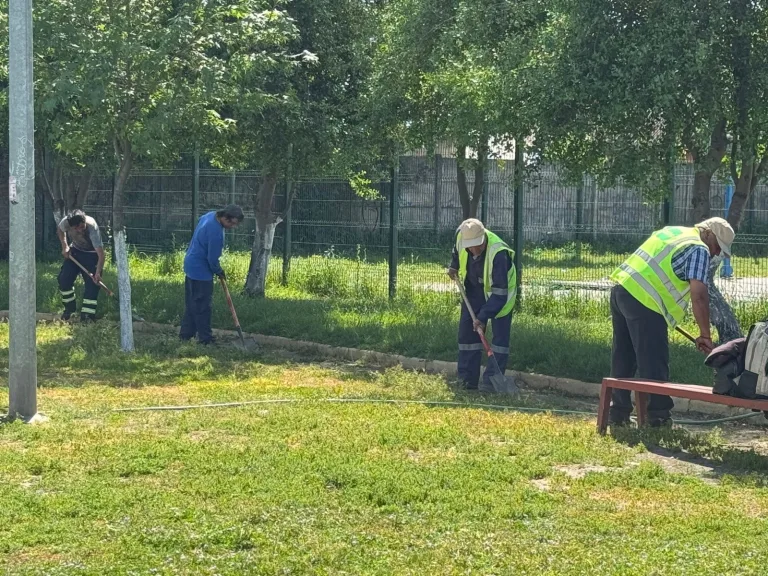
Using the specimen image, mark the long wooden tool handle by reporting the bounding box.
[219,277,241,328]
[68,254,114,297]
[452,276,493,357]
[675,326,697,345]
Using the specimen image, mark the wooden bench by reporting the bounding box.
[598,377,768,434]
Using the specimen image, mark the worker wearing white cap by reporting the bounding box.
[608,217,736,427]
[447,218,517,391]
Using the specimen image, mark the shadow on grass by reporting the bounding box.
[612,425,768,481]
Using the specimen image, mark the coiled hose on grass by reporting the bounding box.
[112,397,762,426]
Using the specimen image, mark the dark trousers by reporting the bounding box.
[180,277,214,344]
[458,291,512,390]
[610,284,674,421]
[58,248,100,321]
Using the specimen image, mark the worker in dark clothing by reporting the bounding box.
[57,210,105,322]
[180,205,244,344]
[609,217,735,427]
[447,218,517,391]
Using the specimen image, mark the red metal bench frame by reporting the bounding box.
[598,377,768,434]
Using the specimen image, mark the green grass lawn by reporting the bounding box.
[2,323,768,575]
[0,252,727,385]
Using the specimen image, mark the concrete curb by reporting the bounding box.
[1,311,753,419]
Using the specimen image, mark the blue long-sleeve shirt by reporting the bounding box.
[184,211,225,281]
[450,231,513,323]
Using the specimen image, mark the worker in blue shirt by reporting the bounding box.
[448,218,517,391]
[180,205,244,344]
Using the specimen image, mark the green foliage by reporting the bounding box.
[213,0,378,178]
[369,0,548,162]
[33,0,296,168]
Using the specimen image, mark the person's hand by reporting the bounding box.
[93,271,102,285]
[696,335,714,354]
[217,270,226,281]
[447,268,458,281]
[473,319,486,333]
[61,246,70,260]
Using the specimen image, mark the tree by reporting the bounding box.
[216,0,378,297]
[369,0,547,219]
[534,0,768,342]
[35,0,295,349]
[723,0,768,230]
[533,0,730,217]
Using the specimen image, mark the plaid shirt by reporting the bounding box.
[671,245,711,285]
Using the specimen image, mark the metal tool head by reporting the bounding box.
[489,373,521,396]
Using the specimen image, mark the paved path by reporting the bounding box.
[419,276,768,302]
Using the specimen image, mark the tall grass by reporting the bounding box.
[0,250,732,385]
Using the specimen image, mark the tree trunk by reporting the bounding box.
[113,138,134,352]
[687,119,727,223]
[244,170,280,297]
[456,146,472,218]
[470,144,487,219]
[707,256,742,343]
[727,154,768,232]
[691,170,712,222]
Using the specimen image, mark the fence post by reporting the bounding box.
[592,179,599,242]
[389,158,399,300]
[282,161,293,286]
[575,174,584,261]
[192,148,200,235]
[481,158,489,224]
[110,171,116,264]
[39,190,46,258]
[513,142,524,310]
[433,153,442,232]
[229,169,236,244]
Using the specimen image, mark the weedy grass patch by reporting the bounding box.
[1,324,768,574]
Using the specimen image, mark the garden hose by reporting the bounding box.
[112,397,762,426]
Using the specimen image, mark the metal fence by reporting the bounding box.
[3,153,768,309]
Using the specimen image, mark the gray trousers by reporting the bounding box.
[609,284,674,420]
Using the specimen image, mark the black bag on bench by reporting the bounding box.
[705,322,768,400]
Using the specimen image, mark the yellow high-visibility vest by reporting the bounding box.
[610,226,707,327]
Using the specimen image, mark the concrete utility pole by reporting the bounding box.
[8,0,39,420]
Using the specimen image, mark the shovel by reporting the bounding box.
[453,276,520,395]
[219,276,257,351]
[68,254,114,297]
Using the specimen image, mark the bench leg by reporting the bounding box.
[635,392,649,427]
[597,382,612,435]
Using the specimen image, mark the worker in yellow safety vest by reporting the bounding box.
[447,218,517,391]
[608,217,735,427]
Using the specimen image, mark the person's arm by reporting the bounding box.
[476,251,511,327]
[94,247,106,283]
[57,221,70,259]
[447,229,460,280]
[690,279,713,353]
[207,227,225,278]
[88,223,106,282]
[676,244,713,353]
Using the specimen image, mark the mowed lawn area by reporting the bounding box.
[2,323,768,575]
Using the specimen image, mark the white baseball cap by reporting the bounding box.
[459,218,487,249]
[696,217,735,257]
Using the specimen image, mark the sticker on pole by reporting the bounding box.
[9,176,18,204]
